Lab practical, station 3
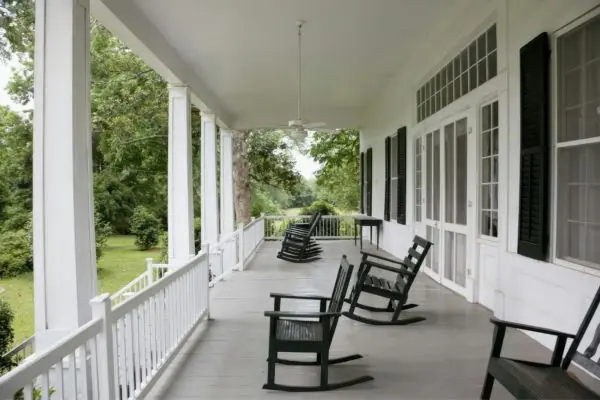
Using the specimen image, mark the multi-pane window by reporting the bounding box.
[556,15,600,268]
[480,101,499,237]
[417,24,497,122]
[390,134,398,220]
[415,138,422,222]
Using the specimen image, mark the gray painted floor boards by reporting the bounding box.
[149,240,552,399]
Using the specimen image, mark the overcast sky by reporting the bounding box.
[0,61,319,179]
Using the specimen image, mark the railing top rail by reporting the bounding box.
[0,318,103,396]
[112,250,208,319]
[264,214,358,220]
[110,272,148,300]
[219,230,239,243]
[3,336,34,359]
[243,215,264,229]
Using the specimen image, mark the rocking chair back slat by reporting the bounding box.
[327,256,353,339]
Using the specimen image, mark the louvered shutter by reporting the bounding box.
[366,148,373,216]
[384,137,391,221]
[517,33,550,261]
[396,127,407,224]
[360,152,365,213]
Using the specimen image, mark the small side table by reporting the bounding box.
[353,216,383,250]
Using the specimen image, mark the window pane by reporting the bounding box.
[492,128,499,155]
[482,131,491,157]
[563,28,583,71]
[445,123,455,223]
[584,103,600,139]
[562,108,582,142]
[487,25,497,53]
[455,233,467,287]
[492,156,499,182]
[482,104,491,131]
[478,34,487,62]
[391,179,397,220]
[461,49,468,73]
[455,76,461,99]
[442,87,447,108]
[426,134,432,219]
[469,41,477,67]
[455,119,468,225]
[586,17,600,62]
[488,51,497,78]
[454,56,461,78]
[444,231,454,280]
[564,69,582,108]
[586,60,600,101]
[448,81,455,103]
[433,130,441,221]
[482,158,491,183]
[557,143,600,267]
[492,184,498,209]
[461,72,468,96]
[478,60,487,86]
[481,211,491,236]
[469,65,478,91]
[481,184,490,209]
[492,101,499,127]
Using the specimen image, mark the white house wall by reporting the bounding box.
[360,0,600,351]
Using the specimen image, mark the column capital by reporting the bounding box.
[200,110,215,120]
[220,129,236,138]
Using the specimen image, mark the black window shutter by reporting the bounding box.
[360,152,365,213]
[517,32,550,261]
[366,148,373,216]
[384,137,391,221]
[396,127,407,224]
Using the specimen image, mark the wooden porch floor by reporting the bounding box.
[148,240,552,399]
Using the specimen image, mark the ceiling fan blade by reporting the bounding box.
[303,121,327,129]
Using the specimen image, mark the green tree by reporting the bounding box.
[309,129,360,211]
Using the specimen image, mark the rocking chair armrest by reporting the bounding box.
[490,317,576,339]
[264,310,339,318]
[368,261,415,277]
[270,293,331,301]
[360,250,405,266]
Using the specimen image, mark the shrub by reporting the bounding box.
[0,229,32,278]
[0,299,15,373]
[130,206,161,250]
[159,231,169,263]
[301,200,338,216]
[95,211,112,260]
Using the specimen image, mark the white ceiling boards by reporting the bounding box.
[97,0,465,129]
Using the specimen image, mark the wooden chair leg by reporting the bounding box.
[320,347,329,388]
[480,374,494,399]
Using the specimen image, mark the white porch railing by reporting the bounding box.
[0,250,210,400]
[2,336,35,364]
[264,214,357,240]
[0,216,266,396]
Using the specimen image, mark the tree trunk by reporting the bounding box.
[233,130,252,225]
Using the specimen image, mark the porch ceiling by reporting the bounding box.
[98,0,470,130]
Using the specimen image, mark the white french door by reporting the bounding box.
[421,109,476,299]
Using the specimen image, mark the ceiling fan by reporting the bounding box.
[274,20,337,138]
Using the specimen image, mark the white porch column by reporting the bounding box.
[168,85,195,265]
[33,0,96,351]
[200,112,219,244]
[220,130,235,235]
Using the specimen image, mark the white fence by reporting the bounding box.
[264,214,357,240]
[0,217,266,398]
[3,336,35,365]
[0,250,210,400]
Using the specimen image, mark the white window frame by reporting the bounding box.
[390,134,398,221]
[479,99,499,240]
[552,8,600,272]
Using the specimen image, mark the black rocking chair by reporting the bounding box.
[263,255,374,392]
[343,235,432,326]
[277,213,323,263]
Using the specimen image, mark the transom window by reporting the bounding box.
[417,24,497,123]
[480,101,499,238]
[556,15,600,268]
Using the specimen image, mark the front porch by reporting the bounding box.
[147,241,546,399]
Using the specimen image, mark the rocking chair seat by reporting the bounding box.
[277,319,323,342]
[364,275,405,294]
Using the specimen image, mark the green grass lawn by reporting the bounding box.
[0,235,161,345]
